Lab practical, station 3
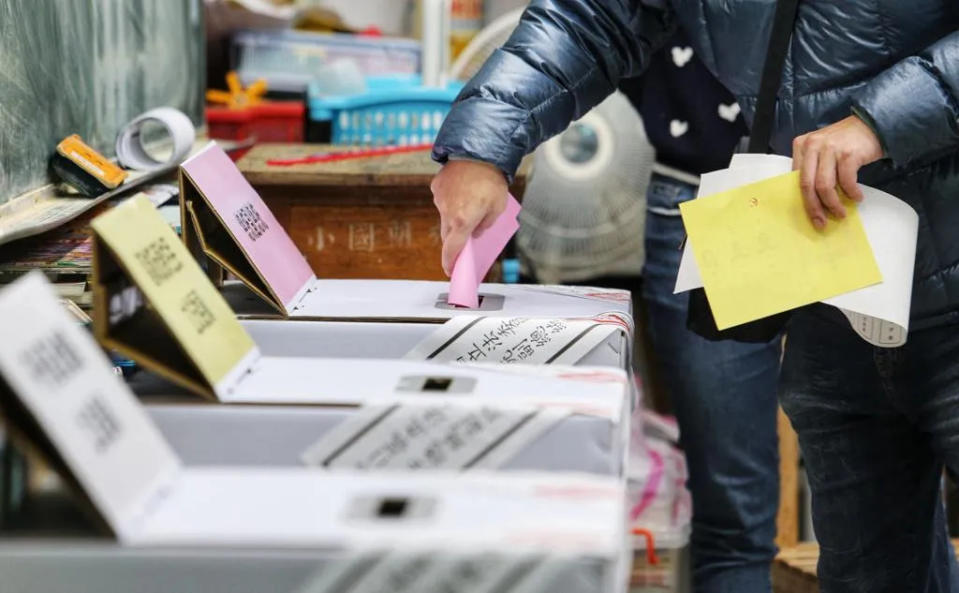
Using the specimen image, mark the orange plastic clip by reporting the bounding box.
[631,528,660,565]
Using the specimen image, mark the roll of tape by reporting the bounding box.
[115,107,196,171]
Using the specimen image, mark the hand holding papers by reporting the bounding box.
[447,195,521,308]
[679,170,881,329]
[675,154,918,346]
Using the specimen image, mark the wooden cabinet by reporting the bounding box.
[237,144,528,280]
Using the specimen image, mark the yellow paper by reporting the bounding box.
[91,196,256,386]
[679,170,882,329]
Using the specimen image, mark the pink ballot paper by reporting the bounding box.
[447,194,522,308]
[180,144,315,309]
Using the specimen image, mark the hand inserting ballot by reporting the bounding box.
[430,160,509,276]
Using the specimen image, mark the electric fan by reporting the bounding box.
[449,8,654,284]
[517,92,652,283]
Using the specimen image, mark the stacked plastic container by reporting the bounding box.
[628,410,693,592]
[231,30,421,94]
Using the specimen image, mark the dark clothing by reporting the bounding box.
[433,0,959,328]
[643,175,781,592]
[780,305,959,592]
[619,31,747,175]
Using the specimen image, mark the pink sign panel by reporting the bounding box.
[181,144,314,308]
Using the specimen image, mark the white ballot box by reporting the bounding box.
[0,541,627,593]
[0,273,628,593]
[142,396,625,475]
[86,198,632,475]
[89,193,634,405]
[178,143,634,367]
[239,317,630,368]
[178,143,634,325]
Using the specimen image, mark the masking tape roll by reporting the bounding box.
[115,107,196,171]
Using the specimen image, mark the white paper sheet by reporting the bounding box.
[402,316,625,365]
[300,402,567,471]
[673,154,918,347]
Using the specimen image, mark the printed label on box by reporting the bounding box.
[403,315,626,365]
[301,403,566,471]
[91,195,258,393]
[181,143,315,311]
[0,272,180,538]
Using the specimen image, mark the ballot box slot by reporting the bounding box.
[347,495,436,521]
[433,293,505,311]
[395,376,476,394]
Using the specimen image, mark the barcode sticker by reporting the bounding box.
[19,329,83,388]
[134,237,183,286]
[76,394,123,454]
[180,289,215,335]
[91,195,258,394]
[234,202,269,242]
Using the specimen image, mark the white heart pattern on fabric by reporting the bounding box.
[718,102,742,122]
[669,120,689,138]
[671,46,694,68]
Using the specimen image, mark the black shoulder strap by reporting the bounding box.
[747,0,800,153]
[686,0,800,343]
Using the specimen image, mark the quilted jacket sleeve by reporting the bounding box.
[432,0,675,180]
[852,30,959,167]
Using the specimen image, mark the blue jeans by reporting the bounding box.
[642,174,782,593]
[780,305,959,593]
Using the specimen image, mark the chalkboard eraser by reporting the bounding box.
[50,152,110,197]
[52,134,128,196]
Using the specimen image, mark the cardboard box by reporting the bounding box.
[82,152,637,481]
[141,399,622,475]
[88,195,632,405]
[0,273,629,593]
[181,143,634,324]
[1,516,626,593]
[238,318,629,368]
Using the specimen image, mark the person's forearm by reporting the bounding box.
[850,29,959,167]
[432,0,675,181]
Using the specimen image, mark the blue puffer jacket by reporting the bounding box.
[433,0,959,329]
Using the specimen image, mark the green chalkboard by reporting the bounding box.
[0,0,204,204]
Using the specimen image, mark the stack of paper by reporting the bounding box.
[674,154,918,347]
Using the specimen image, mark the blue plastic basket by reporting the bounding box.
[308,78,464,146]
